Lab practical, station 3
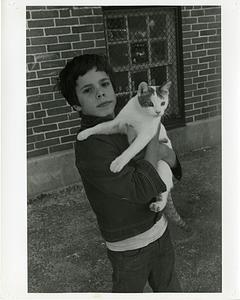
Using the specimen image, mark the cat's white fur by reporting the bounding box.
[77,81,173,212]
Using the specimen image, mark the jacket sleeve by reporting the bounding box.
[171,154,182,180]
[75,135,166,204]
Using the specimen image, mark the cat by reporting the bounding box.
[77,81,189,231]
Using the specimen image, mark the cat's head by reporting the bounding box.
[137,81,171,117]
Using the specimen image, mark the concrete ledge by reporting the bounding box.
[27,116,221,198]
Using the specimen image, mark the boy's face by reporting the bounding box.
[75,67,117,117]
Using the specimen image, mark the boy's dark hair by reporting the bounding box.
[58,54,115,107]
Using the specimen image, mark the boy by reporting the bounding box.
[58,54,182,292]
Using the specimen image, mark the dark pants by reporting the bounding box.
[107,227,181,293]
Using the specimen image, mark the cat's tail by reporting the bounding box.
[164,192,191,232]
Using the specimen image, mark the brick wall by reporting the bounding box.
[181,6,221,123]
[26,6,221,159]
[26,6,106,158]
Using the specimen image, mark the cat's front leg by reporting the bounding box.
[77,120,119,141]
[110,133,153,173]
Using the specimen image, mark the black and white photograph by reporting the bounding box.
[2,1,240,299]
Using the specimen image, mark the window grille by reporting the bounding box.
[103,6,184,128]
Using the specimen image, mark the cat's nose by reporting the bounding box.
[155,111,161,115]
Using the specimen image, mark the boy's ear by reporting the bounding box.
[73,105,82,112]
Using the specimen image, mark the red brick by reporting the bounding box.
[181,11,190,17]
[49,143,73,153]
[183,31,199,38]
[27,29,44,37]
[94,24,104,32]
[35,138,60,149]
[96,40,106,47]
[31,36,58,45]
[27,88,39,96]
[81,32,105,40]
[35,52,60,62]
[200,29,217,36]
[184,70,198,78]
[27,148,48,159]
[209,110,220,118]
[72,8,92,16]
[43,114,68,124]
[191,10,204,16]
[182,17,198,25]
[198,16,215,23]
[41,60,65,69]
[194,101,209,109]
[27,93,53,104]
[208,22,221,29]
[33,124,58,133]
[80,16,103,25]
[28,63,40,71]
[209,98,221,106]
[185,96,201,103]
[195,113,209,121]
[40,85,55,93]
[82,48,106,55]
[47,106,71,116]
[27,133,45,143]
[37,68,61,78]
[58,119,80,129]
[27,78,50,88]
[27,119,43,128]
[193,77,207,84]
[61,50,83,59]
[27,144,34,152]
[183,45,196,52]
[27,55,34,63]
[207,48,221,55]
[35,111,46,118]
[204,42,221,49]
[202,105,217,113]
[208,74,221,81]
[28,19,54,28]
[184,91,193,98]
[27,72,37,80]
[27,128,33,136]
[192,50,207,58]
[184,78,192,85]
[184,84,197,91]
[27,112,34,120]
[72,25,93,33]
[204,7,221,15]
[61,135,76,143]
[184,59,198,66]
[208,86,221,93]
[185,109,201,116]
[55,18,79,26]
[27,103,41,111]
[209,35,221,42]
[72,41,94,49]
[92,8,103,15]
[205,80,221,88]
[46,129,69,139]
[202,93,219,101]
[45,27,71,36]
[70,127,80,134]
[193,88,208,95]
[192,37,208,44]
[192,63,208,70]
[42,99,66,109]
[199,55,215,63]
[192,24,208,30]
[199,68,216,76]
[31,10,59,19]
[58,34,80,43]
[47,43,71,52]
[183,38,191,46]
[183,52,191,59]
[27,6,46,10]
[27,45,46,54]
[185,116,194,123]
[185,104,193,111]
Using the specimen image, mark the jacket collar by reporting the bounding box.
[80,113,114,130]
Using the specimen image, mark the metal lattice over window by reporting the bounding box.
[103,7,184,128]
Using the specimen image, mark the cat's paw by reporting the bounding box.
[77,130,90,141]
[110,156,128,173]
[149,201,166,212]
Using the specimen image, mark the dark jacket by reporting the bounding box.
[75,114,182,242]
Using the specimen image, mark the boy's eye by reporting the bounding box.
[83,87,92,94]
[102,81,110,87]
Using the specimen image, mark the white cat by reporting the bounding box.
[77,81,189,229]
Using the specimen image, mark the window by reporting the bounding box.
[103,6,184,128]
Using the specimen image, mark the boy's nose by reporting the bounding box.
[96,89,105,99]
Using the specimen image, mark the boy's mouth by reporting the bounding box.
[97,101,113,108]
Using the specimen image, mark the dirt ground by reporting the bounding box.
[28,145,221,293]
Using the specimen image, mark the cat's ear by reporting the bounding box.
[137,82,148,95]
[161,81,172,93]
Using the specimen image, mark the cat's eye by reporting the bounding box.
[148,102,154,107]
[161,102,165,106]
